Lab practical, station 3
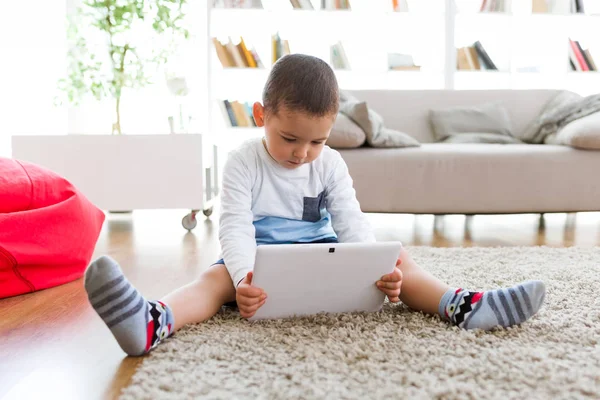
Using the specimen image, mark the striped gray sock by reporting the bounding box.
[84,255,174,356]
[439,280,546,330]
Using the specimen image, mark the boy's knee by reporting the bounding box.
[200,263,231,283]
[199,263,236,302]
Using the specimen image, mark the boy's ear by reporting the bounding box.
[252,102,265,127]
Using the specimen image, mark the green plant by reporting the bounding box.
[59,0,189,134]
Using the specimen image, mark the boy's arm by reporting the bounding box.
[325,152,376,243]
[219,153,256,287]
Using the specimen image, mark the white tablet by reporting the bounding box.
[248,241,402,321]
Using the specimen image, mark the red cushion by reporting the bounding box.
[0,158,105,298]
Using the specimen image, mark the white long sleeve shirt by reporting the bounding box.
[219,137,376,287]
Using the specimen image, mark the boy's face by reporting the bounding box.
[253,102,335,169]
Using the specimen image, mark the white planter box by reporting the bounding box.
[11,134,219,227]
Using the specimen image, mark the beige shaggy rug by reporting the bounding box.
[119,246,600,400]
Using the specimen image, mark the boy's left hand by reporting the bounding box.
[376,258,403,303]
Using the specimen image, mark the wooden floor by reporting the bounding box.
[1,210,600,400]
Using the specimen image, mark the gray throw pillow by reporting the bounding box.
[429,102,517,143]
[340,90,359,103]
[339,101,420,148]
[441,133,523,144]
[326,112,366,149]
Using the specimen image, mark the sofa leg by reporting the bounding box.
[465,214,474,230]
[412,215,424,246]
[538,213,546,232]
[565,212,577,228]
[564,212,577,244]
[464,215,474,241]
[434,214,445,233]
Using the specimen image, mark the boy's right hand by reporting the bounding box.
[236,271,267,319]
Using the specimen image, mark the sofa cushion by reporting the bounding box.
[441,132,522,144]
[545,111,600,150]
[429,102,518,143]
[326,112,366,149]
[338,143,600,214]
[340,101,420,148]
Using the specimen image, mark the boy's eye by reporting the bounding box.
[312,141,324,145]
[282,137,295,142]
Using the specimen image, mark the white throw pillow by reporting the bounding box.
[326,112,366,149]
[545,111,600,150]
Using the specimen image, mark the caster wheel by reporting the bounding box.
[182,213,197,231]
[203,207,213,217]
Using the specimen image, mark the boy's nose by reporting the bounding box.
[293,147,308,159]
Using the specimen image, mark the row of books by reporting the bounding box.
[213,0,353,10]
[291,0,352,10]
[215,0,593,13]
[330,42,350,70]
[211,38,352,71]
[272,33,291,65]
[568,38,597,71]
[533,0,586,14]
[290,0,314,9]
[213,0,263,8]
[480,0,506,12]
[213,34,292,68]
[219,100,257,127]
[322,0,351,9]
[391,0,409,12]
[213,37,264,68]
[457,41,498,71]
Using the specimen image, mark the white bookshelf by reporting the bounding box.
[452,0,600,92]
[204,0,600,151]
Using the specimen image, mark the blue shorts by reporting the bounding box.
[212,237,339,266]
[216,237,338,309]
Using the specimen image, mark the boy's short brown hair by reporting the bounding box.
[262,54,339,117]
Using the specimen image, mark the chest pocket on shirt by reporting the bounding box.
[302,190,326,222]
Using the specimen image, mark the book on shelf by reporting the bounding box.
[392,0,409,12]
[532,0,548,13]
[290,0,314,9]
[457,41,497,71]
[479,0,506,12]
[272,32,291,64]
[532,0,585,14]
[387,53,420,70]
[213,0,263,8]
[213,37,264,68]
[321,0,351,10]
[568,38,596,71]
[219,100,257,127]
[330,41,350,70]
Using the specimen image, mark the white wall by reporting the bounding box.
[0,1,68,157]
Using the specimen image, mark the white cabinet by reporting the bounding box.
[11,134,219,230]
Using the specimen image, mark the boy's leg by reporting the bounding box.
[84,256,235,356]
[162,263,236,331]
[397,249,546,330]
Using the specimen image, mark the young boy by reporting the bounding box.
[84,54,546,356]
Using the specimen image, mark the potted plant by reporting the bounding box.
[59,0,190,134]
[12,1,219,226]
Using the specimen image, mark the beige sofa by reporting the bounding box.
[337,89,600,215]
